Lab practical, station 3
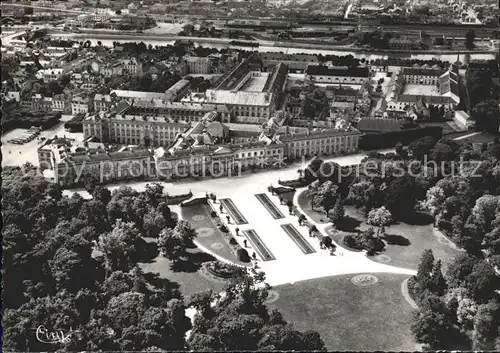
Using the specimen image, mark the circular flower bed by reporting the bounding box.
[205,261,246,279]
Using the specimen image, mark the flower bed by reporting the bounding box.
[207,200,250,264]
[205,261,246,279]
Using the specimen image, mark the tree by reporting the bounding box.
[472,300,500,350]
[470,195,500,234]
[330,196,345,225]
[412,249,436,299]
[107,292,146,330]
[98,220,141,273]
[347,180,379,214]
[311,181,338,214]
[158,228,185,262]
[446,252,477,289]
[101,271,134,299]
[466,261,500,303]
[444,287,477,332]
[189,275,324,351]
[466,29,475,49]
[411,294,464,350]
[366,206,392,237]
[429,260,447,296]
[408,136,437,160]
[189,333,219,350]
[143,207,167,238]
[49,247,88,292]
[385,176,420,219]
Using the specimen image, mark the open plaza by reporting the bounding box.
[60,147,460,350]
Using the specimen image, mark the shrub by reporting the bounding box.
[219,225,229,233]
[229,237,237,245]
[343,234,361,250]
[237,248,251,263]
[206,261,245,278]
[342,229,384,254]
[278,178,310,188]
[210,211,217,217]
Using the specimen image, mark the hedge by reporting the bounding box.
[237,248,251,263]
[165,191,193,205]
[2,110,61,133]
[278,178,310,188]
[180,197,207,207]
[359,126,443,150]
[206,261,246,279]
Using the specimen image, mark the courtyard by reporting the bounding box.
[402,83,440,96]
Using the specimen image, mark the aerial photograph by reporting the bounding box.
[1,0,499,351]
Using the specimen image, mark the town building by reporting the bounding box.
[385,66,460,113]
[305,65,370,85]
[37,68,64,81]
[184,56,212,74]
[201,60,288,123]
[82,106,189,147]
[51,94,70,113]
[454,110,474,131]
[43,142,156,186]
[72,95,93,116]
[94,93,114,112]
[120,58,143,75]
[164,79,191,102]
[131,100,232,123]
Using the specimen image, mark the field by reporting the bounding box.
[270,273,420,351]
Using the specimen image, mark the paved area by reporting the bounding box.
[1,115,82,167]
[63,149,416,286]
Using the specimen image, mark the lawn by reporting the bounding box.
[270,273,420,351]
[139,248,226,298]
[181,203,248,266]
[298,191,460,270]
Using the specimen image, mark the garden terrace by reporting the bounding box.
[255,193,285,219]
[281,224,316,255]
[220,198,248,225]
[242,229,276,261]
[181,203,248,265]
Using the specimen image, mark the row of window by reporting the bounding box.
[310,76,364,82]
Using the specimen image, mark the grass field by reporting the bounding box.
[270,273,419,351]
[298,191,460,270]
[139,249,226,298]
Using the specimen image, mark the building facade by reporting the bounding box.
[305,65,370,85]
[83,112,189,147]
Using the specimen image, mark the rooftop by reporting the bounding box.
[110,90,166,100]
[402,68,446,77]
[205,90,273,106]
